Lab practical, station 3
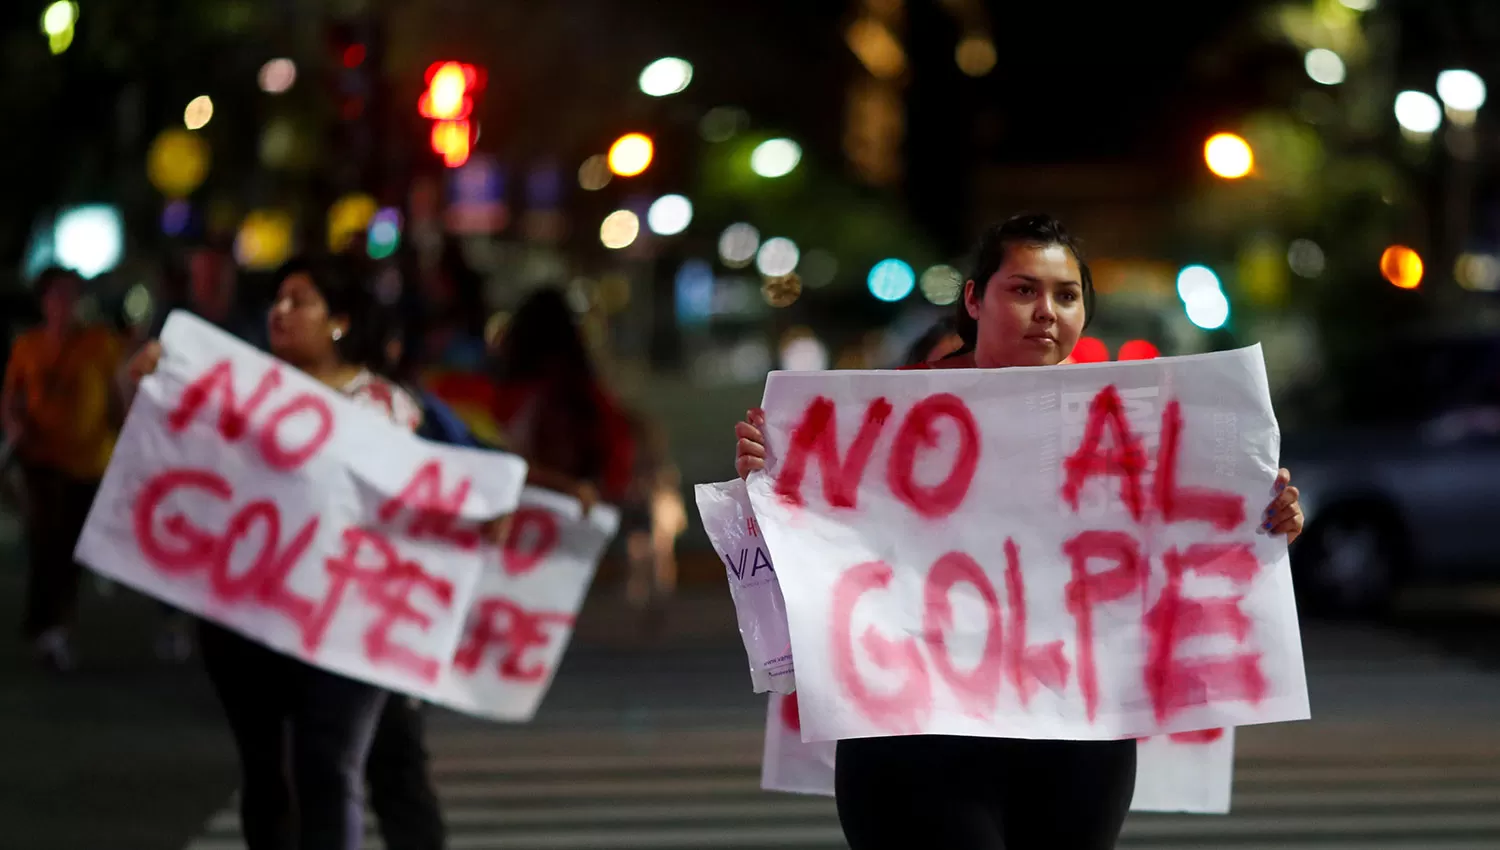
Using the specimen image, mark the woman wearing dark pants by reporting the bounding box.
[733,214,1307,849]
[367,697,446,850]
[121,256,432,849]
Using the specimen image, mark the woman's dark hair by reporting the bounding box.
[954,213,1096,352]
[272,254,383,369]
[33,266,82,304]
[904,319,958,367]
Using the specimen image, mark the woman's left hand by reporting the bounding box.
[1262,468,1303,545]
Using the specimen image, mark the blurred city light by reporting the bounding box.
[846,17,906,80]
[1287,239,1326,278]
[868,259,915,302]
[1176,264,1222,302]
[955,35,996,77]
[366,208,402,260]
[1338,0,1376,10]
[675,259,715,325]
[647,194,693,236]
[328,193,378,253]
[719,223,760,268]
[54,205,122,279]
[1394,90,1442,135]
[1070,337,1108,364]
[258,58,297,94]
[762,274,802,308]
[1117,340,1160,361]
[123,284,153,327]
[578,155,611,191]
[1455,253,1500,292]
[801,249,838,288]
[184,96,214,131]
[920,264,962,305]
[1185,289,1231,330]
[1437,70,1486,111]
[343,44,366,68]
[700,107,750,143]
[1304,49,1346,86]
[430,120,471,167]
[420,62,476,121]
[147,129,209,198]
[781,334,829,371]
[1380,245,1423,289]
[750,138,802,178]
[42,1,76,36]
[1204,133,1253,179]
[234,210,294,270]
[42,1,77,53]
[756,237,800,277]
[160,200,191,236]
[608,133,654,177]
[599,210,640,250]
[639,57,693,97]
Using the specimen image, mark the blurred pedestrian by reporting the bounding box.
[119,255,425,850]
[622,411,686,629]
[732,214,1309,850]
[487,287,635,509]
[903,319,964,366]
[2,267,123,671]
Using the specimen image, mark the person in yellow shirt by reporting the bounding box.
[1,267,122,670]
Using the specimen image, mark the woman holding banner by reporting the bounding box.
[121,255,432,850]
[732,214,1305,849]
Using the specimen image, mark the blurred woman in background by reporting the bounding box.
[120,255,421,850]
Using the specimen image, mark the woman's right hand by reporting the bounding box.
[126,341,163,388]
[734,408,767,481]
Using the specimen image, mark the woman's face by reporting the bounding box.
[964,242,1086,368]
[268,272,345,366]
[41,276,79,328]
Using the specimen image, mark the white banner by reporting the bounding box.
[76,312,527,699]
[746,346,1309,742]
[434,487,618,721]
[761,692,1234,813]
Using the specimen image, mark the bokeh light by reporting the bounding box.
[1304,49,1346,86]
[1176,265,1222,302]
[328,193,378,253]
[578,155,611,191]
[1338,0,1376,10]
[955,35,996,77]
[608,133,654,177]
[54,205,123,279]
[647,194,693,236]
[920,264,962,305]
[1287,239,1326,278]
[1117,340,1160,361]
[1204,133,1253,178]
[1436,69,1486,112]
[867,259,915,302]
[184,95,215,131]
[1456,253,1500,292]
[639,57,693,97]
[367,208,402,260]
[719,223,760,268]
[781,334,829,371]
[756,237,800,277]
[123,284,154,327]
[147,129,210,198]
[600,210,640,250]
[1394,91,1442,134]
[750,139,802,178]
[42,1,76,36]
[1185,289,1231,330]
[258,58,297,94]
[1380,245,1423,289]
[233,210,294,271]
[161,200,191,236]
[1069,337,1109,363]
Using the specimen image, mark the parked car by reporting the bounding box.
[1282,333,1500,615]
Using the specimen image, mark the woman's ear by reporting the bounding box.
[963,279,982,321]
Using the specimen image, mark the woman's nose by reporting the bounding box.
[1034,295,1058,322]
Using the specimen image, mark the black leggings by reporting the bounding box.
[836,735,1136,850]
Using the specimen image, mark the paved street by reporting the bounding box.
[5,541,1500,849]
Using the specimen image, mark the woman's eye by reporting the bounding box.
[1059,291,1078,303]
[1014,284,1035,296]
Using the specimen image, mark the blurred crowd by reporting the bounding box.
[0,243,687,673]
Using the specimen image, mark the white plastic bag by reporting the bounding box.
[694,478,795,694]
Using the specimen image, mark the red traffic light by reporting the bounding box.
[419,63,476,121]
[431,120,472,168]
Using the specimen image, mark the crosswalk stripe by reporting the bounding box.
[186,721,1500,850]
